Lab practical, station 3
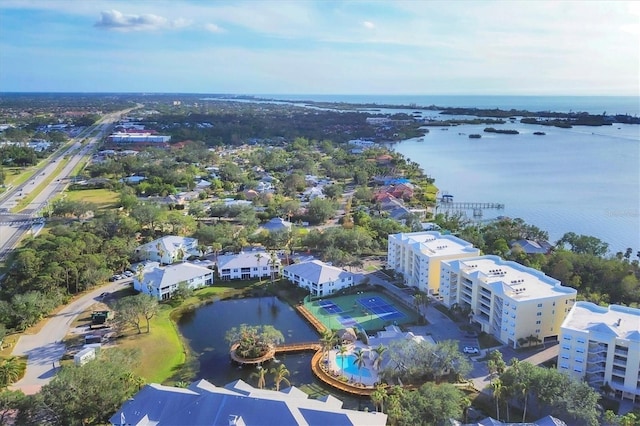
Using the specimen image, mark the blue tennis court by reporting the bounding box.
[318,300,343,315]
[357,296,405,320]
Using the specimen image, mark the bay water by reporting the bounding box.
[259,94,639,254]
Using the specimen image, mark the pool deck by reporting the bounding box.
[326,342,380,387]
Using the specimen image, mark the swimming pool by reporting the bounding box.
[335,354,372,378]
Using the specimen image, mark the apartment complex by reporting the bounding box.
[387,231,480,295]
[558,302,640,403]
[283,260,354,297]
[440,255,577,348]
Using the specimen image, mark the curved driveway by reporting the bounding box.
[9,280,131,395]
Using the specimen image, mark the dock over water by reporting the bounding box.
[438,201,505,209]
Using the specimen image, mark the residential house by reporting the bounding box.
[260,217,292,233]
[283,260,354,297]
[134,261,214,300]
[440,255,577,348]
[110,379,386,426]
[510,239,554,255]
[558,302,640,403]
[454,416,567,426]
[256,181,273,193]
[216,250,281,281]
[135,236,200,265]
[387,231,480,295]
[302,186,325,200]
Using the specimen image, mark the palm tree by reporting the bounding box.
[270,364,291,391]
[156,242,166,266]
[492,378,503,421]
[520,380,529,423]
[251,367,268,389]
[267,251,279,284]
[370,385,387,413]
[461,396,472,423]
[255,253,264,283]
[373,344,387,371]
[0,357,22,388]
[320,330,337,360]
[353,348,366,385]
[338,345,348,377]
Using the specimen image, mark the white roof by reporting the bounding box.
[390,231,479,258]
[143,262,212,290]
[283,260,352,284]
[562,302,640,340]
[452,255,577,301]
[217,251,281,270]
[138,236,198,255]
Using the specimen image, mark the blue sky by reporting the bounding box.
[1,0,638,95]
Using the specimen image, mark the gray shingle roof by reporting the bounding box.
[283,260,352,285]
[109,379,387,425]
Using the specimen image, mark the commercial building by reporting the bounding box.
[107,132,171,144]
[283,260,354,297]
[387,231,480,295]
[440,255,577,348]
[558,302,640,402]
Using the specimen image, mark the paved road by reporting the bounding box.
[9,280,131,395]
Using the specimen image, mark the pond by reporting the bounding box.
[177,295,372,410]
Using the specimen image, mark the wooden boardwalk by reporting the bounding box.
[275,342,322,354]
[296,305,328,334]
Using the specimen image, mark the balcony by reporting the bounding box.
[479,304,490,316]
[614,348,629,357]
[612,367,627,377]
[613,357,627,367]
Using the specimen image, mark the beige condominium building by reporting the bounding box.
[440,255,577,348]
[558,302,640,403]
[387,231,480,295]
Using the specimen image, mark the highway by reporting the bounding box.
[0,108,135,260]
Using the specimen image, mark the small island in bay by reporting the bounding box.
[533,131,546,136]
[469,133,482,139]
[484,127,519,134]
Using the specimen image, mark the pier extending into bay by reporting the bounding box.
[438,201,504,210]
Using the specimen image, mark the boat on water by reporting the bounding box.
[533,131,546,136]
[417,137,424,142]
[469,134,482,139]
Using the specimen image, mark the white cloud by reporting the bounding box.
[94,9,190,32]
[204,23,224,33]
[362,21,375,30]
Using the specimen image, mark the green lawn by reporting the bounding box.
[117,280,258,384]
[63,188,120,210]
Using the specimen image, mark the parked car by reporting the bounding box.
[463,346,479,354]
[123,271,134,277]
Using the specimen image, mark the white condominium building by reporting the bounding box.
[440,255,577,348]
[558,302,640,403]
[387,231,480,295]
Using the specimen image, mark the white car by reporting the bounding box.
[463,346,479,354]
